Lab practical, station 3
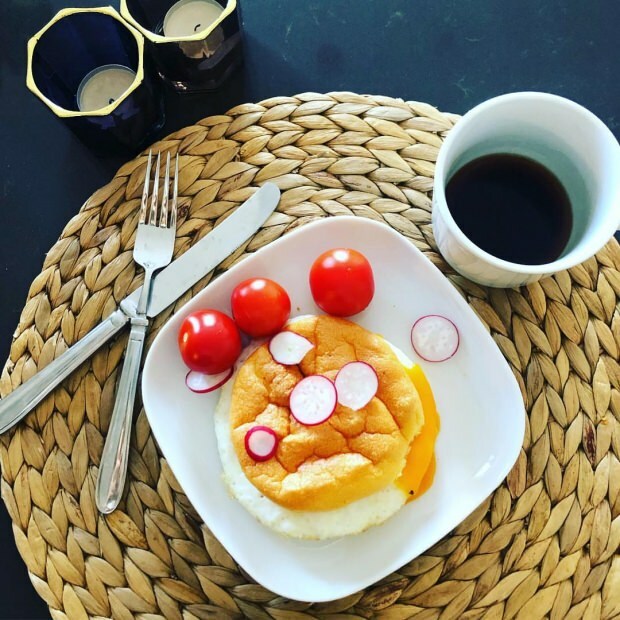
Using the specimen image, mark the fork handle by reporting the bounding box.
[96,318,148,514]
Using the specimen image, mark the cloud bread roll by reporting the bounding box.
[229,315,424,511]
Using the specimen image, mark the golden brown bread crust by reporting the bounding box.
[229,315,424,511]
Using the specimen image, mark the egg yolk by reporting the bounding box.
[396,364,440,501]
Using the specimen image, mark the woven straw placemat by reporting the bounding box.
[1,92,619,620]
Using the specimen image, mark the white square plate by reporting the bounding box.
[142,216,525,602]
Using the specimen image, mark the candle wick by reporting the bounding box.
[194,23,201,31]
[109,98,115,105]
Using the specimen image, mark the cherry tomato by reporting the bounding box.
[231,278,291,337]
[178,309,241,374]
[309,248,374,317]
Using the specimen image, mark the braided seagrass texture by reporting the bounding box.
[1,92,619,620]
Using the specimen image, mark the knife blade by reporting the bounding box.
[0,183,280,434]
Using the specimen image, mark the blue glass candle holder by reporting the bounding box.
[27,7,165,153]
[120,0,242,93]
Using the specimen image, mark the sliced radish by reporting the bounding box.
[269,331,314,365]
[289,375,337,426]
[411,314,460,362]
[334,361,379,411]
[245,426,278,461]
[185,368,233,393]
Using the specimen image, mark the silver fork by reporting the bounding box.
[96,151,178,514]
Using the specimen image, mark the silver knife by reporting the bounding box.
[0,183,280,434]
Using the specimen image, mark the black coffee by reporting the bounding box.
[445,154,573,265]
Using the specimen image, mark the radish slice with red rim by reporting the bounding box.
[334,361,378,411]
[245,426,278,461]
[269,331,314,365]
[289,375,337,426]
[411,314,460,362]
[185,368,233,393]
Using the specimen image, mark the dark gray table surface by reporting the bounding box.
[1,1,619,617]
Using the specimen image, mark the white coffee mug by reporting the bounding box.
[433,92,620,288]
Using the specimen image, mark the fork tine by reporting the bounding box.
[160,152,170,228]
[170,154,179,230]
[139,150,152,224]
[149,152,161,226]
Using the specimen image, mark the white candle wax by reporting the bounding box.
[163,0,223,38]
[77,64,136,112]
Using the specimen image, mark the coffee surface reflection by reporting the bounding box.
[445,154,573,265]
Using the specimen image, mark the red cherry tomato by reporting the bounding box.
[309,248,375,317]
[231,278,291,337]
[178,309,241,374]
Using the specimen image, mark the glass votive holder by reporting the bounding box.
[120,0,242,93]
[27,7,165,153]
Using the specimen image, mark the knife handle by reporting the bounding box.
[0,309,130,434]
[96,318,147,514]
